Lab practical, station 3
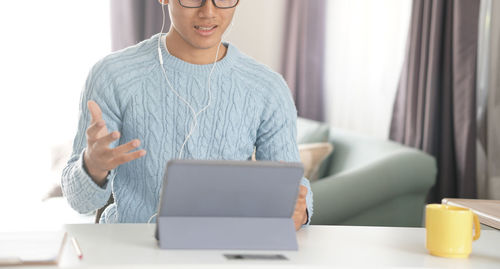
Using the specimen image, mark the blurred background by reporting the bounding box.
[0,0,498,230]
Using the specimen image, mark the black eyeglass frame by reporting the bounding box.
[177,0,239,9]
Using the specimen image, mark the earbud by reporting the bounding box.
[223,11,236,40]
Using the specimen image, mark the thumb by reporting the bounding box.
[87,100,103,123]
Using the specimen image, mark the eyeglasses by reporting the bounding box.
[178,0,239,9]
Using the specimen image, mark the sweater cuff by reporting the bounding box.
[77,150,114,191]
[63,150,113,213]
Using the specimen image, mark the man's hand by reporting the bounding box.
[83,100,146,186]
[292,185,308,230]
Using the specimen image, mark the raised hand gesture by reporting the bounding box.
[83,100,146,186]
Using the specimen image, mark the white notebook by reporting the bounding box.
[0,230,67,266]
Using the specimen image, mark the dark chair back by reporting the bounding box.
[95,195,114,223]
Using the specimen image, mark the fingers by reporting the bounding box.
[86,120,106,142]
[94,131,121,148]
[298,185,307,198]
[86,136,146,173]
[294,200,307,214]
[113,139,141,155]
[293,185,308,230]
[84,100,147,175]
[87,100,103,124]
[295,188,307,210]
[293,201,307,230]
[110,149,147,168]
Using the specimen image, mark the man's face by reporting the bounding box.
[165,0,237,50]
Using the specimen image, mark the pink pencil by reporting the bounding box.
[71,237,83,260]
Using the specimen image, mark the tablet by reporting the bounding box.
[155,159,304,250]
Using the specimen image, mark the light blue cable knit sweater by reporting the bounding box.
[61,33,313,224]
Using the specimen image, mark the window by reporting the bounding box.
[324,0,412,138]
[0,1,110,228]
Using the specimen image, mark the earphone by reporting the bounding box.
[148,1,236,224]
[157,1,235,160]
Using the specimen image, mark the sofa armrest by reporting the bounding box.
[325,128,415,176]
[311,145,436,225]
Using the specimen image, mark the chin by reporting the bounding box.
[191,39,223,50]
[187,31,224,49]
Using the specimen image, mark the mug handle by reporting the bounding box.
[473,212,481,241]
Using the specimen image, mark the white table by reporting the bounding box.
[20,224,500,268]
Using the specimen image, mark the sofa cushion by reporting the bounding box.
[250,118,333,180]
[298,143,334,181]
[297,117,333,179]
[251,142,333,181]
[297,117,330,144]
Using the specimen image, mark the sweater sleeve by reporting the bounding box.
[254,76,314,225]
[61,61,122,214]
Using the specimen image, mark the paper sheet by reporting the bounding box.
[0,230,67,265]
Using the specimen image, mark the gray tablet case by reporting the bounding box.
[156,160,304,250]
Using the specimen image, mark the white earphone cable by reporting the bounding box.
[149,2,235,224]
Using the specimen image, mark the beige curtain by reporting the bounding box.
[477,0,500,199]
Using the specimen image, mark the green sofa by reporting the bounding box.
[298,118,437,227]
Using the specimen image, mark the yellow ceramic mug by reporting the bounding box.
[425,204,480,258]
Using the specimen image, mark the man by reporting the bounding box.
[62,0,312,230]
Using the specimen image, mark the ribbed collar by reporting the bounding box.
[155,33,238,74]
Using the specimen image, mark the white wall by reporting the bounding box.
[225,0,287,73]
